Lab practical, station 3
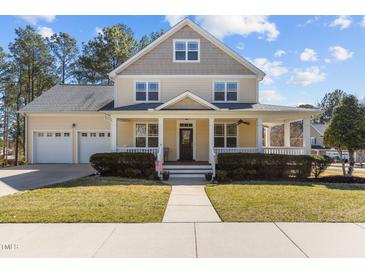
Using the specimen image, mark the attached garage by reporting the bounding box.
[78,131,111,163]
[33,131,73,163]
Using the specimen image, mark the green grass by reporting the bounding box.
[0,177,171,223]
[206,182,365,222]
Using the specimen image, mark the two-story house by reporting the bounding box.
[21,18,319,177]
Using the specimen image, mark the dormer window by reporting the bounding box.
[213,81,238,102]
[173,39,200,62]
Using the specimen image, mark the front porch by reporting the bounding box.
[109,114,312,177]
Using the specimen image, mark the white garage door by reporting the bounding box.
[78,131,111,163]
[33,131,73,163]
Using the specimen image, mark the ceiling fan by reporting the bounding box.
[236,119,269,128]
[236,119,250,125]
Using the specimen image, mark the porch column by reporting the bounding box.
[265,126,271,147]
[256,117,263,153]
[158,117,164,162]
[303,117,311,155]
[209,117,215,164]
[111,116,117,152]
[284,121,291,147]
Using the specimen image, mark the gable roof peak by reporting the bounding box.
[109,17,265,79]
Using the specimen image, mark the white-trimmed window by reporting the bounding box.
[173,39,200,62]
[214,123,237,148]
[135,123,158,147]
[135,81,160,102]
[213,81,238,102]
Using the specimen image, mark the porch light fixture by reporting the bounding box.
[72,123,76,128]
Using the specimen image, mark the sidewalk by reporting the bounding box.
[163,185,221,223]
[1,223,365,257]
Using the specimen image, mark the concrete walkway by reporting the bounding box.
[1,223,365,257]
[162,186,221,223]
[0,164,95,197]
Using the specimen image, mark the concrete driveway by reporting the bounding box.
[0,164,96,196]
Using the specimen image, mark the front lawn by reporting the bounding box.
[206,182,365,222]
[0,177,171,223]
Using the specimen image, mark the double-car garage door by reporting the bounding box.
[33,131,110,163]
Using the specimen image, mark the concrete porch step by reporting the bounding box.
[163,164,212,178]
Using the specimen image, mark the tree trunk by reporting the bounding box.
[338,149,346,175]
[347,149,355,176]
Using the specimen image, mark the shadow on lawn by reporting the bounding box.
[41,176,167,189]
[210,177,365,191]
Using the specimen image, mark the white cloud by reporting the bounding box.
[324,58,331,64]
[260,89,285,103]
[18,15,56,25]
[236,42,245,50]
[330,16,352,30]
[37,26,54,38]
[252,58,288,84]
[289,67,326,86]
[95,27,104,35]
[300,48,318,62]
[329,46,353,61]
[274,49,286,58]
[361,16,365,28]
[195,15,279,41]
[297,16,320,27]
[164,15,187,26]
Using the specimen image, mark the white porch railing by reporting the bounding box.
[213,147,305,155]
[264,147,305,155]
[214,147,259,154]
[116,147,159,157]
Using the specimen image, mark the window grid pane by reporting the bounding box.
[227,82,237,92]
[136,124,146,137]
[214,124,224,136]
[175,42,186,50]
[148,124,158,137]
[227,92,237,101]
[136,82,146,92]
[226,124,237,136]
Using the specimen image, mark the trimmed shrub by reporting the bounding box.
[90,152,155,178]
[216,153,314,181]
[311,155,333,178]
[216,170,228,182]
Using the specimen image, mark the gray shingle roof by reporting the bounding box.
[20,84,114,113]
[102,101,320,112]
[100,102,162,111]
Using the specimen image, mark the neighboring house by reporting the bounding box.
[20,18,319,177]
[311,123,326,149]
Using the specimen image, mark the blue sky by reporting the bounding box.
[0,15,364,106]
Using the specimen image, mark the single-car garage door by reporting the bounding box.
[78,131,111,163]
[33,131,73,163]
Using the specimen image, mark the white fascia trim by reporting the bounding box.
[117,74,257,79]
[108,18,265,80]
[155,91,220,111]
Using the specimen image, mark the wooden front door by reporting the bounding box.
[179,128,193,161]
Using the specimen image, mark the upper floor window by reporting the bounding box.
[213,81,238,102]
[135,81,160,102]
[173,39,200,62]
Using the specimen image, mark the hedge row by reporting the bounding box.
[216,153,315,181]
[90,152,156,179]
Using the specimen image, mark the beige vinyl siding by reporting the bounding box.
[116,77,257,107]
[238,119,257,147]
[117,120,134,147]
[27,114,111,163]
[119,26,254,75]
